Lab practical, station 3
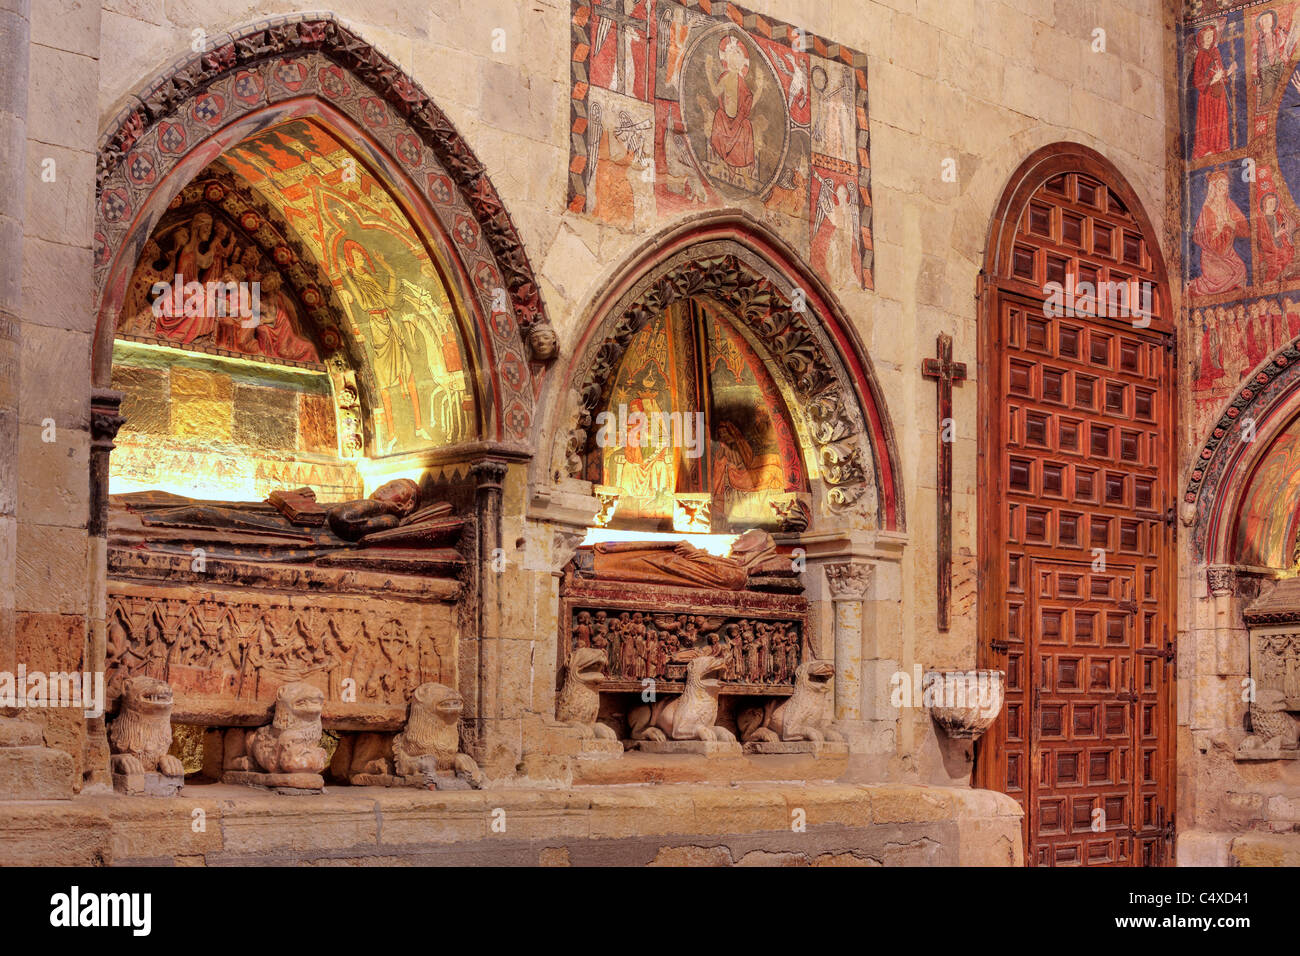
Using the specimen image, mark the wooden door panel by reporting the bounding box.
[978,164,1175,867]
[985,283,1172,864]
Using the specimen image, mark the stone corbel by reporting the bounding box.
[923,669,1005,741]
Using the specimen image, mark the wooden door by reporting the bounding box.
[976,164,1175,866]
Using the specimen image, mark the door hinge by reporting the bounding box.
[1115,688,1139,704]
[1138,626,1175,663]
[989,637,1010,653]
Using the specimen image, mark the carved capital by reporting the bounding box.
[90,388,126,451]
[470,460,509,492]
[1207,565,1237,597]
[824,562,870,601]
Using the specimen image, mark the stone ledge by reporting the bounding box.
[1229,831,1300,867]
[0,782,1024,866]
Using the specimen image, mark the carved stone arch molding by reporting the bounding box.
[93,13,552,444]
[1185,340,1300,564]
[541,211,904,530]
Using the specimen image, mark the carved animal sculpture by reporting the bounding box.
[738,660,843,743]
[1242,688,1300,751]
[229,682,328,774]
[557,646,616,740]
[627,655,735,743]
[392,682,482,785]
[110,676,185,777]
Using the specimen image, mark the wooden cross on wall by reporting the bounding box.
[922,333,966,632]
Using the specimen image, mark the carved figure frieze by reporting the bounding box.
[567,606,806,692]
[107,591,451,712]
[1242,631,1300,755]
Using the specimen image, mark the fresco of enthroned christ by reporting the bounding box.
[701,34,764,190]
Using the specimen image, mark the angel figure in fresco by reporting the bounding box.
[586,102,636,226]
[700,33,766,189]
[656,3,689,90]
[1253,10,1299,108]
[1258,191,1298,283]
[1188,171,1248,298]
[1190,23,1236,159]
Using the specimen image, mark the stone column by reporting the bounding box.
[82,389,124,784]
[0,0,28,676]
[0,0,74,799]
[468,459,512,775]
[824,562,870,725]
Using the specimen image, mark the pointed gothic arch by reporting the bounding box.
[540,211,903,532]
[93,13,552,446]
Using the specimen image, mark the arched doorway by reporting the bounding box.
[974,145,1176,866]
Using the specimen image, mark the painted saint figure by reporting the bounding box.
[1189,171,1248,298]
[1191,24,1235,159]
[1257,191,1297,283]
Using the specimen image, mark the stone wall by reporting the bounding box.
[7,0,1175,803]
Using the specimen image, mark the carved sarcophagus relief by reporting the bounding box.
[558,533,809,703]
[106,483,466,733]
[1240,580,1300,759]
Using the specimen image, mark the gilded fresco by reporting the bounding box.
[598,299,805,531]
[569,0,872,289]
[115,119,478,457]
[1232,415,1300,567]
[222,120,476,454]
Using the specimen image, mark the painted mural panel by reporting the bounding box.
[569,0,872,289]
[1182,2,1300,439]
[1232,413,1300,567]
[706,307,806,527]
[597,298,806,532]
[222,120,476,454]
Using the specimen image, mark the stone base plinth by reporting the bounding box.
[112,771,184,797]
[348,771,473,790]
[743,740,849,756]
[0,743,74,801]
[1235,746,1300,761]
[576,739,624,758]
[222,771,325,793]
[631,739,743,756]
[0,781,1025,866]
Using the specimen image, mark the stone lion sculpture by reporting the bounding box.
[557,646,616,740]
[1242,687,1300,753]
[227,682,328,775]
[628,654,735,743]
[738,660,844,744]
[109,676,185,779]
[335,682,482,788]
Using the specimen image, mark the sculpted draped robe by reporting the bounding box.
[589,529,779,591]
